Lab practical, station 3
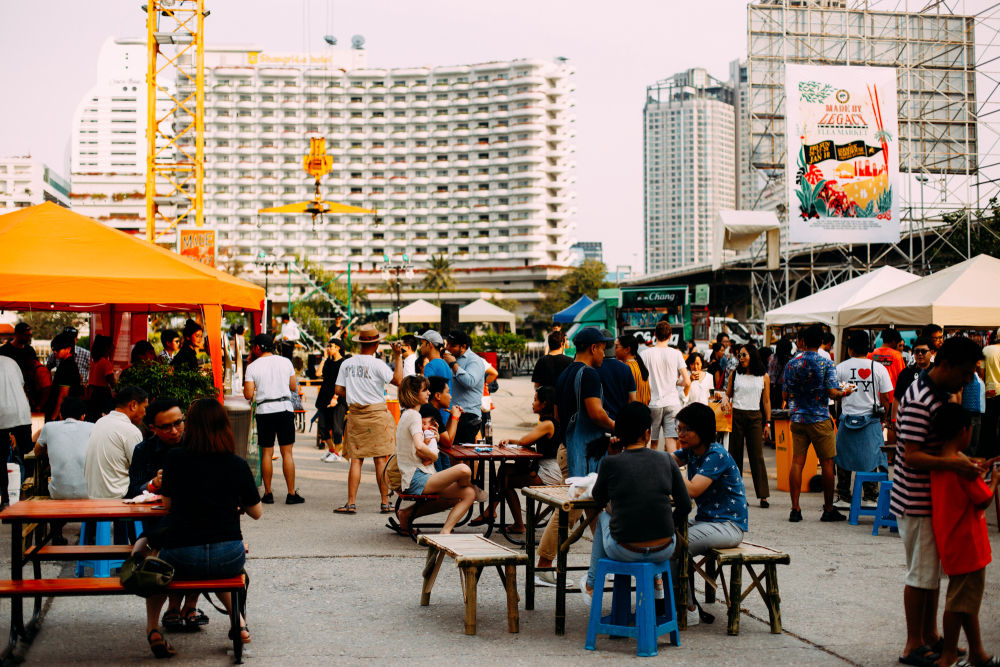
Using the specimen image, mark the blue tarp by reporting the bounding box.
[553,295,595,323]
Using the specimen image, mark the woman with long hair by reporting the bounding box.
[140,398,262,658]
[768,337,794,409]
[171,319,205,372]
[726,343,771,507]
[614,333,650,405]
[85,334,115,421]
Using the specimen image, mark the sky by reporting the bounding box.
[0,1,749,270]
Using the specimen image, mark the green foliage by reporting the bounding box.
[117,362,218,408]
[531,260,609,323]
[422,254,455,303]
[290,299,328,342]
[17,311,85,340]
[931,197,1000,270]
[470,331,526,354]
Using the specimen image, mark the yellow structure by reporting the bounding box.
[145,0,205,242]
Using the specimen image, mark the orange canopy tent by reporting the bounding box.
[0,202,265,393]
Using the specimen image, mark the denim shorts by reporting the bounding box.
[405,469,432,495]
[158,540,246,581]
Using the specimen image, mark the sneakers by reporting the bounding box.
[286,492,305,505]
[261,492,274,504]
[579,581,593,608]
[534,571,557,587]
[788,508,803,522]
[686,607,701,627]
[321,452,343,463]
[820,508,847,522]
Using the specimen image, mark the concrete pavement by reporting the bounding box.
[12,376,1000,665]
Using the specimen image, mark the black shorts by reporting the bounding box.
[255,411,296,448]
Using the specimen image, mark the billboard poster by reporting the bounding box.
[177,228,216,267]
[785,64,899,243]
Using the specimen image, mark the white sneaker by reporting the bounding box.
[473,486,489,503]
[580,582,593,608]
[534,571,557,587]
[686,608,700,627]
[321,452,341,463]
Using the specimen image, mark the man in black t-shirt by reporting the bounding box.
[596,328,637,420]
[317,339,349,462]
[555,328,616,472]
[532,330,572,389]
[44,333,82,422]
[0,323,39,404]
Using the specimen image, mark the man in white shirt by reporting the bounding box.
[84,386,148,499]
[279,314,300,361]
[400,334,418,376]
[639,321,691,452]
[244,333,303,505]
[818,331,835,362]
[34,397,94,544]
[0,355,33,507]
[334,323,403,515]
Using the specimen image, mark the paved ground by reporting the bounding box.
[9,377,1000,665]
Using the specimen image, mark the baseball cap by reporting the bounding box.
[573,327,614,349]
[62,326,79,337]
[250,333,274,351]
[417,329,444,346]
[446,330,471,347]
[13,322,30,334]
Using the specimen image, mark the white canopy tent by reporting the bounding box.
[839,255,1000,329]
[459,298,517,333]
[764,266,920,351]
[712,209,781,270]
[389,298,441,334]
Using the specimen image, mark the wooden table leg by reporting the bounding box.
[504,564,519,633]
[421,547,445,606]
[463,567,480,635]
[555,508,568,635]
[765,563,782,634]
[676,521,689,630]
[525,496,536,611]
[705,555,718,604]
[727,562,742,636]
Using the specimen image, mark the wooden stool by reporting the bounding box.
[417,534,527,635]
[693,543,790,636]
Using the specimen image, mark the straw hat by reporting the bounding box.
[352,323,386,344]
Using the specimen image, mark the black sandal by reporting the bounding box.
[147,629,176,659]
[161,611,184,633]
[182,607,209,631]
[333,503,356,514]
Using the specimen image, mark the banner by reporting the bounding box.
[177,228,216,267]
[786,64,899,243]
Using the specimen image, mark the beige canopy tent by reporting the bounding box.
[839,254,1000,329]
[459,298,516,333]
[712,209,781,270]
[389,298,441,334]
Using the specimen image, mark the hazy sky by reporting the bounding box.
[0,1,749,269]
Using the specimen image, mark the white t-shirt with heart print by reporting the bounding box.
[835,356,893,416]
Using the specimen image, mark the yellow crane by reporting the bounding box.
[259,137,375,228]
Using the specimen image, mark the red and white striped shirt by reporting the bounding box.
[890,371,945,517]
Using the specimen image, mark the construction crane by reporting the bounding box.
[144,0,205,243]
[259,137,376,228]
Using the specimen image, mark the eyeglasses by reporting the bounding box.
[913,349,930,355]
[153,418,185,431]
[738,352,749,358]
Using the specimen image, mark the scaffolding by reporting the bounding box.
[745,0,1000,310]
[145,0,205,243]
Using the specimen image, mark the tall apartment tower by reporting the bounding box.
[0,157,70,212]
[643,68,735,274]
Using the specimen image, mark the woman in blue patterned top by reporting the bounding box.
[672,402,748,624]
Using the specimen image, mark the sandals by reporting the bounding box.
[182,607,209,631]
[147,629,177,659]
[899,645,940,667]
[334,503,357,514]
[385,517,419,538]
[380,503,392,514]
[929,638,967,658]
[161,610,184,633]
[468,513,494,527]
[228,625,252,644]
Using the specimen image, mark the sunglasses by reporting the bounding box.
[153,418,185,431]
[913,349,930,355]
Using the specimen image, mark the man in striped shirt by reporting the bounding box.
[892,336,984,666]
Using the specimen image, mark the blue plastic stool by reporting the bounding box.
[873,480,899,536]
[848,471,889,525]
[75,521,125,577]
[585,559,680,657]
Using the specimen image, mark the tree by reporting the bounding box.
[928,198,1000,271]
[422,254,455,304]
[17,311,85,340]
[531,260,610,322]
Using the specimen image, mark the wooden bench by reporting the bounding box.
[0,575,249,663]
[417,534,526,636]
[691,542,790,636]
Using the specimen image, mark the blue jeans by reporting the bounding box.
[586,512,676,590]
[158,540,246,580]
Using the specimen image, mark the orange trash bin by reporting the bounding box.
[773,411,821,494]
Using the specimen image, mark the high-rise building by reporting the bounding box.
[69,38,173,232]
[643,68,735,273]
[0,157,70,212]
[569,241,603,265]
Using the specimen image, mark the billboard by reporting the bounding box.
[785,64,899,244]
[177,228,216,267]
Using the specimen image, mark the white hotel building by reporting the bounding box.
[71,40,576,309]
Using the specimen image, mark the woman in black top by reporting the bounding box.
[171,319,204,372]
[582,401,692,604]
[141,399,262,658]
[316,338,349,461]
[470,387,559,534]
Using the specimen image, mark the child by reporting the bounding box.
[420,414,439,466]
[930,403,1000,667]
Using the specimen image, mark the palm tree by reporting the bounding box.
[423,253,455,305]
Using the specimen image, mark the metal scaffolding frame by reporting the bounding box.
[745,0,1000,311]
[145,0,205,243]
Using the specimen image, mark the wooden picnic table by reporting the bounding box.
[0,498,167,658]
[439,443,542,545]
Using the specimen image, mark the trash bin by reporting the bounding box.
[224,396,253,461]
[773,409,821,494]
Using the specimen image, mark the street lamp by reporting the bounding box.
[915,173,928,273]
[257,250,284,328]
[380,253,414,318]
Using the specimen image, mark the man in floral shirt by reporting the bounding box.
[782,325,855,523]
